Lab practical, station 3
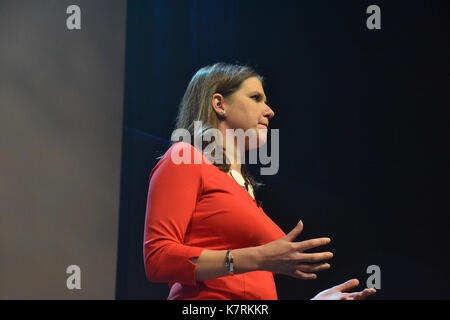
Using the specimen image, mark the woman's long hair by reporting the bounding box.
[171,62,265,193]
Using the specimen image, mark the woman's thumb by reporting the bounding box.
[284,220,303,242]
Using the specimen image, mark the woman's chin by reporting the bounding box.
[241,128,268,150]
[255,130,268,148]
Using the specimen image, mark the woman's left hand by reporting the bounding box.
[311,279,376,300]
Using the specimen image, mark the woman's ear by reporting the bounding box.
[211,93,226,117]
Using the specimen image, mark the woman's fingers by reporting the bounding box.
[297,262,331,272]
[361,288,376,299]
[293,262,331,279]
[348,288,376,300]
[295,237,331,252]
[294,270,317,280]
[298,251,333,263]
[332,279,360,292]
[284,220,304,242]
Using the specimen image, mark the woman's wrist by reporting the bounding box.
[252,245,265,270]
[232,245,264,274]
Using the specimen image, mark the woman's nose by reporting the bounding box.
[265,105,275,120]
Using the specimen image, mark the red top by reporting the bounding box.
[143,142,286,299]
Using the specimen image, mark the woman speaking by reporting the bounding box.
[143,62,376,300]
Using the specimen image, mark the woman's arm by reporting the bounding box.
[144,143,206,286]
[190,220,334,282]
[145,144,332,285]
[189,246,262,282]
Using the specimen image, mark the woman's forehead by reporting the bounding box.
[239,77,265,93]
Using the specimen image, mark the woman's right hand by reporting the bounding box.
[257,220,333,279]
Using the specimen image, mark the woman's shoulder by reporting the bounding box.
[148,142,212,192]
[150,142,212,179]
[149,142,211,184]
[161,141,213,166]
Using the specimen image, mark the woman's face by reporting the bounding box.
[214,76,275,148]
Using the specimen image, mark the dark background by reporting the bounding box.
[116,0,449,299]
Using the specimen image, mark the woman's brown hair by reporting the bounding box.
[171,62,265,192]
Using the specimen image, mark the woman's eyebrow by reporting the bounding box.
[249,91,268,104]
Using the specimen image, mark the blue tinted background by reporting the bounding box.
[117,0,449,299]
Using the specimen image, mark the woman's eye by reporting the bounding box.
[251,95,260,101]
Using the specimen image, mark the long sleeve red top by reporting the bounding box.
[143,142,286,299]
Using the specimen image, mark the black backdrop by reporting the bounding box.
[116,0,449,299]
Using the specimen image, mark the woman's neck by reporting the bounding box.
[216,125,246,174]
[223,137,243,174]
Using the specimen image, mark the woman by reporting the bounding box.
[143,62,376,300]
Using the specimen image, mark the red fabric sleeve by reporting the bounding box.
[143,143,206,286]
